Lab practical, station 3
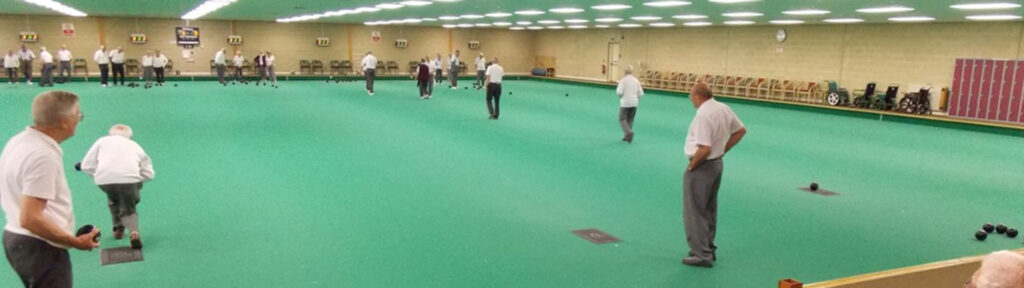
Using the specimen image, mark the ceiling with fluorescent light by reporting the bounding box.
[1,0,1022,27]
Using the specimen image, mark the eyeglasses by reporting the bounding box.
[75,112,84,121]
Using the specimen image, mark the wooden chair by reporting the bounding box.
[772,80,792,100]
[739,78,764,98]
[386,61,399,75]
[726,77,748,96]
[797,81,821,103]
[756,79,776,99]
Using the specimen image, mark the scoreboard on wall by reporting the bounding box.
[227,35,243,45]
[316,37,330,47]
[130,33,147,44]
[176,27,200,47]
[20,32,38,42]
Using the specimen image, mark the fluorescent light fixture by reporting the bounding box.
[857,6,915,13]
[631,16,663,21]
[400,0,432,6]
[375,3,404,9]
[673,14,708,20]
[550,7,584,13]
[649,22,676,27]
[439,15,460,20]
[564,19,589,23]
[783,9,830,15]
[643,1,691,7]
[516,21,533,25]
[527,26,544,30]
[433,0,460,2]
[619,23,643,28]
[364,21,381,25]
[537,20,560,24]
[595,17,624,22]
[888,16,935,22]
[568,25,587,29]
[952,3,1022,10]
[966,14,1022,20]
[355,7,382,12]
[595,24,610,28]
[724,20,755,25]
[181,0,235,20]
[510,26,525,30]
[486,12,512,17]
[823,18,864,23]
[591,4,632,10]
[475,23,492,27]
[422,17,438,21]
[461,14,484,19]
[548,25,565,29]
[710,0,759,3]
[442,24,457,28]
[515,10,545,15]
[723,12,763,17]
[770,20,804,24]
[493,22,513,26]
[683,21,712,26]
[403,18,423,23]
[457,23,474,28]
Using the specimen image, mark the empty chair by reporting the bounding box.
[386,61,399,75]
[311,60,324,74]
[330,60,342,75]
[125,59,139,76]
[72,58,88,76]
[209,59,217,75]
[299,60,311,74]
[796,82,821,103]
[340,60,352,75]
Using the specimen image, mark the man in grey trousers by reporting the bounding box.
[79,124,155,250]
[682,83,746,268]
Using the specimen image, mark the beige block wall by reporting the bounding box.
[535,22,1024,97]
[0,14,535,75]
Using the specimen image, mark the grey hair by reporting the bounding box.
[109,124,133,138]
[491,57,499,63]
[625,65,634,75]
[970,250,1024,288]
[31,91,79,126]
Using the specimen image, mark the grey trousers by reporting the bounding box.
[683,158,723,261]
[257,66,267,83]
[99,182,142,233]
[267,66,277,83]
[427,76,433,95]
[20,60,32,83]
[40,63,53,86]
[143,66,154,83]
[3,231,72,288]
[57,61,71,83]
[216,64,225,83]
[364,69,375,92]
[619,107,637,136]
[476,70,485,87]
[449,67,459,87]
[435,69,443,83]
[6,68,16,83]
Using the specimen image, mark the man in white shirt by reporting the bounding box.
[213,48,226,85]
[265,51,277,85]
[141,51,154,85]
[109,47,125,86]
[0,91,99,287]
[484,57,504,119]
[78,124,154,250]
[18,45,35,85]
[681,83,746,268]
[56,45,71,84]
[93,45,110,87]
[152,50,167,85]
[433,54,443,85]
[616,65,644,143]
[232,51,244,82]
[38,47,54,87]
[474,53,486,89]
[361,51,377,96]
[4,50,18,84]
[448,50,461,89]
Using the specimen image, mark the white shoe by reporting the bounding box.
[451,87,457,89]
[102,84,107,87]
[27,82,33,85]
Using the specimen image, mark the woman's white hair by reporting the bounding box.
[109,124,133,138]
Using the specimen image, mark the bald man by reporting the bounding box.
[966,250,1024,288]
[681,83,746,268]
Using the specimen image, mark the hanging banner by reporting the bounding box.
[62,23,75,37]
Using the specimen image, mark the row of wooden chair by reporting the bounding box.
[639,71,824,104]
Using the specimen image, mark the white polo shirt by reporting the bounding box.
[266,55,275,67]
[3,54,17,68]
[80,135,154,185]
[685,99,744,159]
[19,50,35,61]
[214,50,226,65]
[141,55,153,67]
[432,59,441,70]
[109,50,125,64]
[485,63,504,84]
[361,54,377,70]
[39,50,53,64]
[152,54,167,68]
[617,75,644,108]
[0,127,75,248]
[94,50,109,64]
[475,57,485,71]
[58,50,71,62]
[233,55,244,67]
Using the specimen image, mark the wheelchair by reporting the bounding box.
[824,80,850,106]
[897,86,932,115]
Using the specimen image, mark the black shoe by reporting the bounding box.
[129,232,143,250]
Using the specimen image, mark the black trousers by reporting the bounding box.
[20,60,32,83]
[216,65,225,83]
[435,69,443,83]
[154,67,165,83]
[98,64,109,85]
[234,67,243,81]
[418,79,429,97]
[57,61,71,83]
[487,83,502,118]
[111,63,125,85]
[3,231,72,288]
[7,68,18,83]
[364,69,375,93]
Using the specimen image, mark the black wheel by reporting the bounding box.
[826,92,841,106]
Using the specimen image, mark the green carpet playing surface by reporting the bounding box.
[0,79,1021,287]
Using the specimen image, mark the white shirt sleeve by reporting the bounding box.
[139,149,155,182]
[22,153,61,201]
[80,140,101,176]
[616,81,625,96]
[694,115,714,147]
